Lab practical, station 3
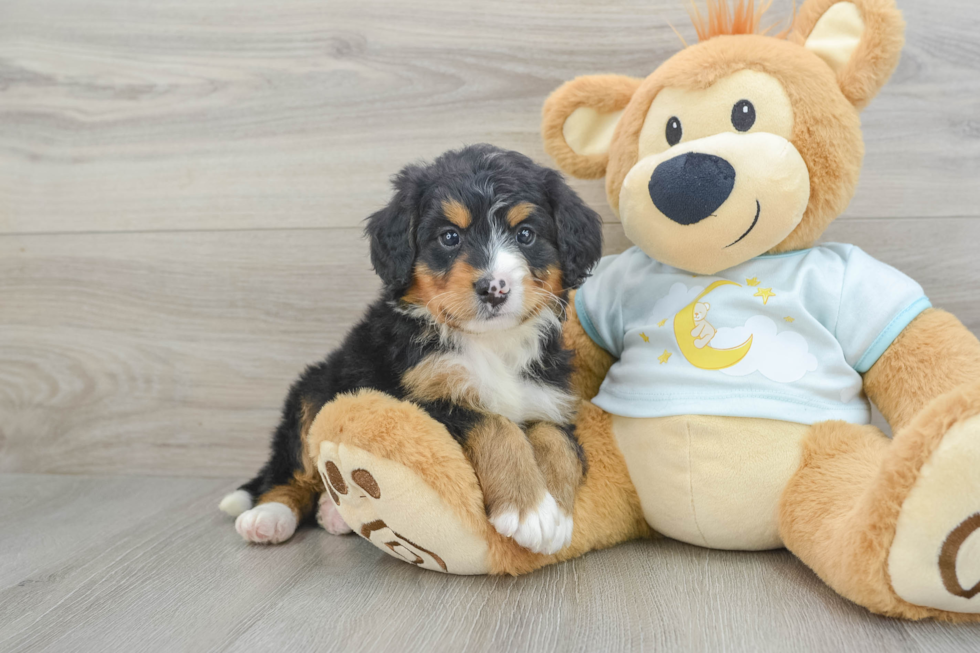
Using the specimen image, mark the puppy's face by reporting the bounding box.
[367,145,603,333]
[407,197,563,332]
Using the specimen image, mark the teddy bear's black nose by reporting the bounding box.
[648,153,736,226]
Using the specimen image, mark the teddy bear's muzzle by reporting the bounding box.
[619,131,811,274]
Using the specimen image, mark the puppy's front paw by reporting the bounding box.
[235,502,297,544]
[466,415,574,555]
[490,493,573,555]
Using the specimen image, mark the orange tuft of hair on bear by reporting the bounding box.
[687,0,793,41]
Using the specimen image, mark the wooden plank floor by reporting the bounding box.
[3,0,980,649]
[0,474,978,653]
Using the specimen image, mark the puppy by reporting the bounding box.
[219,144,603,554]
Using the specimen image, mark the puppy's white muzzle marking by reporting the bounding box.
[471,233,530,328]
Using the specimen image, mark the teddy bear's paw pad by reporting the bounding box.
[317,493,353,535]
[317,440,491,574]
[492,493,572,555]
[235,502,297,544]
[888,413,980,613]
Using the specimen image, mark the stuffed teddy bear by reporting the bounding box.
[306,0,980,620]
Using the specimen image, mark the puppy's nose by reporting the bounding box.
[648,152,735,226]
[475,277,509,308]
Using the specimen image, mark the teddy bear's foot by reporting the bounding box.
[782,384,980,621]
[306,389,518,574]
[316,438,490,573]
[888,411,980,614]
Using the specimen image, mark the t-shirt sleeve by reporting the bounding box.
[573,253,626,357]
[835,246,931,373]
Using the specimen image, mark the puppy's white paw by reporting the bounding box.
[317,494,352,535]
[218,489,253,517]
[490,509,520,539]
[491,493,572,555]
[235,502,297,544]
[556,508,574,552]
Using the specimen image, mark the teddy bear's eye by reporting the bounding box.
[732,100,756,132]
[665,116,683,146]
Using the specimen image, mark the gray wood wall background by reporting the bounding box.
[2,0,979,479]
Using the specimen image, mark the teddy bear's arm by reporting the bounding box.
[564,289,614,400]
[863,308,980,432]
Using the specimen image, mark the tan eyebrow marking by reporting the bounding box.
[441,199,471,229]
[506,202,535,227]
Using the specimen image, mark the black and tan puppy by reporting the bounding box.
[219,144,603,554]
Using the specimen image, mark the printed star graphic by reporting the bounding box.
[639,332,650,343]
[784,316,795,323]
[754,287,776,304]
[656,319,667,327]
[658,350,672,364]
[746,277,760,287]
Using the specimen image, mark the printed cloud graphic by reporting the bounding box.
[712,315,818,383]
[651,282,704,323]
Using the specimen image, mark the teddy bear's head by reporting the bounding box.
[693,302,710,321]
[542,0,905,275]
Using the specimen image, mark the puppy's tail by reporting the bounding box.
[218,474,264,517]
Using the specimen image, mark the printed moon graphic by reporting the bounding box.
[673,280,753,370]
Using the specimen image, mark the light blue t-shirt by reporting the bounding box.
[575,244,930,425]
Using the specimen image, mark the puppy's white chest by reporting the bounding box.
[451,340,573,424]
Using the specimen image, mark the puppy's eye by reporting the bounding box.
[732,100,755,132]
[516,226,535,246]
[665,116,682,146]
[439,230,460,248]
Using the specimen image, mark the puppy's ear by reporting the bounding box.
[364,164,427,292]
[545,170,603,289]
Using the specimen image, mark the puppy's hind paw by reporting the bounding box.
[218,489,253,517]
[317,493,353,535]
[235,502,297,544]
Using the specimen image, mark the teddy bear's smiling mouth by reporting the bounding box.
[725,200,761,248]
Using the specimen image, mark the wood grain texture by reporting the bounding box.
[0,473,978,653]
[0,228,378,476]
[1,0,979,235]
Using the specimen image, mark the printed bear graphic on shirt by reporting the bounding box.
[690,302,716,349]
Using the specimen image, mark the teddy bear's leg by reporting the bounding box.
[780,386,980,621]
[307,389,649,575]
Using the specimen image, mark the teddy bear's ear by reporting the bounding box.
[542,74,642,179]
[789,0,905,110]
